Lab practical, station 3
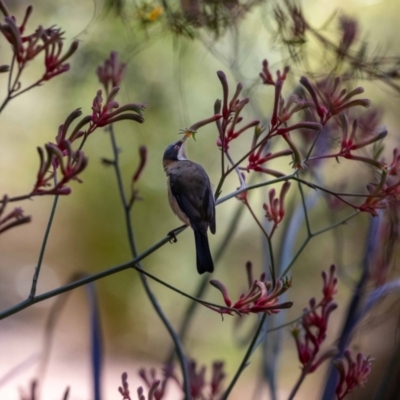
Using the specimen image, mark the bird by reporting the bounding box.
[163,138,216,274]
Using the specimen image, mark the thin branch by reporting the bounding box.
[287,361,312,400]
[304,128,323,161]
[266,235,276,287]
[0,194,33,203]
[245,200,270,239]
[0,65,24,113]
[297,178,312,236]
[0,226,221,319]
[0,216,31,234]
[9,78,45,100]
[29,193,59,299]
[108,125,191,399]
[2,172,380,205]
[170,201,246,363]
[7,55,15,94]
[226,150,246,187]
[221,314,268,400]
[0,0,10,16]
[280,211,359,278]
[217,173,296,204]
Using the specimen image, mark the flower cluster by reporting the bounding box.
[0,5,78,93]
[32,140,87,196]
[137,365,176,400]
[294,75,400,216]
[263,181,291,236]
[91,88,145,129]
[337,16,358,58]
[259,59,289,86]
[97,51,127,95]
[215,71,259,151]
[215,65,322,181]
[209,262,292,316]
[291,266,374,397]
[188,360,225,399]
[292,265,338,372]
[29,52,146,198]
[307,113,387,170]
[335,350,373,400]
[300,76,371,124]
[235,178,290,238]
[246,148,293,177]
[249,62,321,171]
[209,361,225,398]
[338,116,387,166]
[128,360,225,400]
[357,148,400,216]
[0,195,31,235]
[118,372,131,400]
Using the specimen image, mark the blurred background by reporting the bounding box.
[1,0,400,399]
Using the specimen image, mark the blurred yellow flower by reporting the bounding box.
[147,6,163,22]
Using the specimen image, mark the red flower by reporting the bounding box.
[90,88,145,129]
[32,140,88,196]
[300,76,370,124]
[97,51,127,95]
[292,265,338,372]
[118,372,132,400]
[209,263,292,316]
[335,350,373,400]
[0,195,31,234]
[263,182,291,226]
[215,71,259,150]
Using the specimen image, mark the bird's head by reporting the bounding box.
[163,139,187,161]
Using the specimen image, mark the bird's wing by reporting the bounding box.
[169,168,203,227]
[169,161,216,233]
[203,182,216,234]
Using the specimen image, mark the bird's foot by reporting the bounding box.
[167,224,188,244]
[167,230,178,243]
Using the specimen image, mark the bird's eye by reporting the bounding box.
[174,145,179,150]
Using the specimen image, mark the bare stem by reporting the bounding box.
[287,362,312,400]
[245,200,270,239]
[29,194,59,299]
[0,65,24,113]
[0,0,10,16]
[108,125,191,399]
[168,201,246,364]
[226,150,246,187]
[280,211,359,278]
[0,229,241,320]
[297,179,312,236]
[221,314,268,400]
[3,173,376,205]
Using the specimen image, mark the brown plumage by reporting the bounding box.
[163,139,216,274]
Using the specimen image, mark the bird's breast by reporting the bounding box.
[167,175,191,226]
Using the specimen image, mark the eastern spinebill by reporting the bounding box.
[163,138,216,274]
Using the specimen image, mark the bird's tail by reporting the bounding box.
[194,230,214,274]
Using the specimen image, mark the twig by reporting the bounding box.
[287,361,312,400]
[168,201,246,364]
[297,178,312,236]
[29,190,59,299]
[108,125,191,399]
[280,211,359,278]
[221,314,268,400]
